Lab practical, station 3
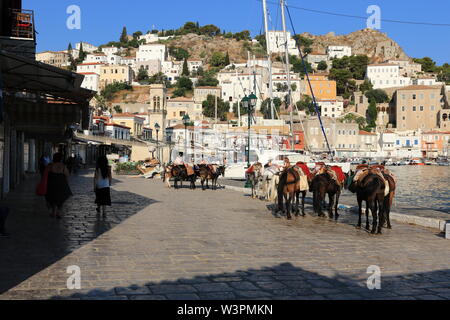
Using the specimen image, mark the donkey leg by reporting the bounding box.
[294,191,300,216]
[328,193,335,219]
[370,200,378,234]
[357,196,363,228]
[334,190,341,220]
[365,201,370,230]
[301,191,306,216]
[286,193,292,220]
[377,197,385,234]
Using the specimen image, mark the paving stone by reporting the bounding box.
[166,293,200,300]
[1,172,450,301]
[193,283,232,293]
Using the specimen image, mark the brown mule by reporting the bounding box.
[277,166,307,220]
[309,172,341,220]
[348,173,386,234]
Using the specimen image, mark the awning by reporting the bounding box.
[0,49,95,103]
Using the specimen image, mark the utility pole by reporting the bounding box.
[262,0,275,119]
[215,95,218,124]
[281,0,294,151]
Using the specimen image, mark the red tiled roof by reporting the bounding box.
[113,113,145,120]
[78,62,105,66]
[359,130,377,136]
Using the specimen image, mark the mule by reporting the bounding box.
[198,165,225,191]
[246,163,264,199]
[309,172,341,220]
[169,165,197,190]
[277,166,308,220]
[348,173,386,234]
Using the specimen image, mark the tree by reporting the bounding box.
[339,113,367,130]
[202,95,229,120]
[224,52,230,66]
[182,58,189,76]
[260,98,282,119]
[137,66,149,82]
[359,79,373,93]
[169,46,190,61]
[293,35,313,54]
[366,100,378,128]
[68,43,73,52]
[210,52,226,68]
[199,24,221,37]
[317,60,328,71]
[254,34,266,50]
[182,21,198,34]
[365,89,389,104]
[100,82,132,101]
[120,26,128,43]
[329,68,352,96]
[296,96,315,115]
[233,30,251,41]
[148,72,171,87]
[197,71,219,87]
[172,88,186,98]
[113,105,123,114]
[176,76,193,91]
[78,42,87,62]
[413,57,438,73]
[132,31,143,39]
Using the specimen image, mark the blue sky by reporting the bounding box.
[25,0,449,64]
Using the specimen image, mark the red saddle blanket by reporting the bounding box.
[330,166,346,183]
[296,162,312,178]
[246,165,254,174]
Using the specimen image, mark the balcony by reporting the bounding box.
[0,9,36,59]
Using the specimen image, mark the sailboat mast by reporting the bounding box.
[280,0,294,151]
[262,0,274,120]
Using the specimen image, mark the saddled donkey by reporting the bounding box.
[169,165,197,190]
[198,165,226,191]
[348,172,386,234]
[245,162,264,199]
[277,166,308,220]
[309,171,341,220]
[262,166,282,202]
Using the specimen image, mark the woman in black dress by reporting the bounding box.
[45,153,73,219]
[94,156,112,218]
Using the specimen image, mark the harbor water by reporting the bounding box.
[384,166,450,214]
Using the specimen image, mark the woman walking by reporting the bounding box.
[94,156,112,218]
[45,153,73,219]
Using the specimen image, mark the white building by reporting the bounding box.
[76,42,98,53]
[162,60,182,83]
[377,130,422,158]
[266,31,298,56]
[105,123,131,140]
[187,60,203,74]
[84,53,107,64]
[79,72,100,92]
[120,56,137,69]
[106,54,122,65]
[386,59,422,77]
[138,33,159,44]
[412,77,444,86]
[101,46,120,56]
[366,64,411,89]
[327,46,352,59]
[76,62,105,76]
[317,100,344,118]
[219,72,264,109]
[136,44,167,62]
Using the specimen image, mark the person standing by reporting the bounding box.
[45,153,73,219]
[94,156,112,218]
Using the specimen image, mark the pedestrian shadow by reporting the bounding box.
[0,173,157,295]
[49,262,450,300]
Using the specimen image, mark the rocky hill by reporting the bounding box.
[302,28,410,62]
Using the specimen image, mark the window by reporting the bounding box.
[412,94,416,100]
[402,106,406,112]
[413,106,416,112]
[420,106,424,111]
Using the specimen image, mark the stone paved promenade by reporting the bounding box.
[0,170,449,300]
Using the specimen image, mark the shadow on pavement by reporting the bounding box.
[0,170,157,294]
[50,262,450,300]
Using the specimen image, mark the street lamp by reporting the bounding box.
[155,122,160,160]
[182,114,190,162]
[246,94,257,168]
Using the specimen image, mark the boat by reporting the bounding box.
[410,159,425,166]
